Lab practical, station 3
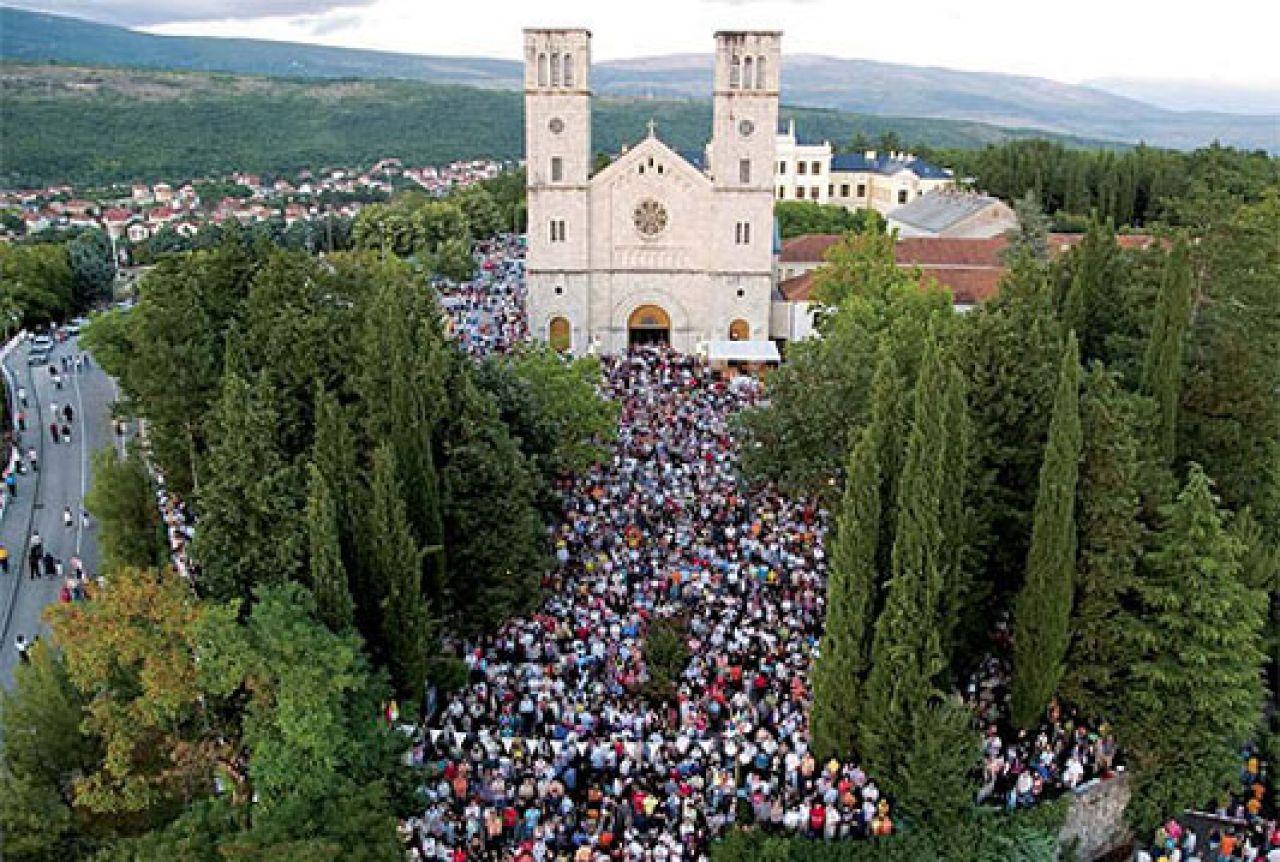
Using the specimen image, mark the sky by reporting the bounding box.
[15,0,1280,88]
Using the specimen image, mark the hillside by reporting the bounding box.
[0,65,1117,188]
[3,8,1276,152]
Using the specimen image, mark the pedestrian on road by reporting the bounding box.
[63,404,74,424]
[16,410,25,431]
[80,510,90,529]
[49,402,58,418]
[4,472,15,498]
[82,354,90,369]
[49,423,60,444]
[42,552,56,578]
[15,635,29,664]
[27,447,37,472]
[30,530,41,555]
[63,506,73,528]
[0,543,10,575]
[28,547,41,579]
[18,386,27,407]
[70,555,83,578]
[61,424,71,443]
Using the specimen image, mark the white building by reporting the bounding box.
[773,122,955,215]
[885,190,1017,238]
[525,29,780,357]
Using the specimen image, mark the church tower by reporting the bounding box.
[524,29,592,353]
[707,31,780,342]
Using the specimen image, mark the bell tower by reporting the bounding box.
[524,28,592,354]
[708,31,781,193]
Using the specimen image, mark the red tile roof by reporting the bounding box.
[917,267,1003,304]
[778,234,843,263]
[779,271,816,302]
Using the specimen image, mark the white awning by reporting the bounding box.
[705,340,781,364]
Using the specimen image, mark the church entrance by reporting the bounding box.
[627,305,671,347]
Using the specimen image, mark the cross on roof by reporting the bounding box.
[647,118,657,138]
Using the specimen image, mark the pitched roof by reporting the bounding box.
[778,264,1001,305]
[829,152,950,179]
[778,233,842,263]
[888,191,1005,233]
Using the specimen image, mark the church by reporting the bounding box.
[524,28,783,358]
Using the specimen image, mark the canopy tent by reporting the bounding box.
[703,340,781,364]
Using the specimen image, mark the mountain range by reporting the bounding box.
[2,7,1277,153]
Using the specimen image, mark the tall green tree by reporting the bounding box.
[364,444,432,704]
[1122,466,1266,833]
[1011,333,1082,728]
[1140,239,1194,463]
[0,644,101,862]
[305,463,354,633]
[194,371,303,605]
[958,253,1063,597]
[860,335,949,793]
[893,698,981,830]
[937,362,976,661]
[1059,218,1125,364]
[810,425,881,762]
[67,229,116,308]
[1061,365,1144,717]
[85,445,162,573]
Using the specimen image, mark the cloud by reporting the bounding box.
[302,12,362,37]
[8,0,376,27]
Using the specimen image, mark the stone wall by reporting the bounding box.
[1058,773,1132,861]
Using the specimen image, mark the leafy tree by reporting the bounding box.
[67,228,116,307]
[1140,239,1193,463]
[84,445,163,573]
[81,242,255,494]
[1122,466,1266,833]
[773,201,884,240]
[640,617,691,706]
[810,425,880,762]
[364,444,432,704]
[46,568,229,820]
[305,463,354,633]
[475,345,618,485]
[196,584,407,858]
[738,233,952,495]
[0,242,75,324]
[1005,189,1051,262]
[1059,218,1125,365]
[0,644,101,861]
[1011,333,1082,728]
[1061,365,1144,717]
[454,185,503,239]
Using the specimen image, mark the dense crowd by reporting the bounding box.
[440,235,529,358]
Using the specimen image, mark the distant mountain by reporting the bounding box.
[0,65,1115,188]
[2,7,1277,152]
[1085,77,1280,116]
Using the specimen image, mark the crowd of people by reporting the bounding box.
[440,235,529,359]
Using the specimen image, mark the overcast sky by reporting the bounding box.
[18,0,1280,87]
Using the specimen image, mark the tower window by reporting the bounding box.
[735,221,751,244]
[551,157,563,183]
[743,56,754,90]
[811,186,820,199]
[811,161,821,174]
[550,53,561,87]
[778,161,786,174]
[756,56,767,89]
[550,219,566,242]
[739,159,751,184]
[898,189,908,204]
[796,186,805,199]
[797,162,807,175]
[729,55,741,89]
[828,184,834,197]
[840,183,850,197]
[777,186,785,199]
[538,53,548,87]
[563,53,574,88]
[857,183,866,197]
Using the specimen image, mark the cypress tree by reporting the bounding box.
[1123,466,1266,834]
[304,463,354,633]
[894,697,982,829]
[937,363,975,661]
[1140,238,1194,464]
[365,444,432,705]
[868,344,906,583]
[1061,364,1144,718]
[860,335,949,794]
[195,371,303,605]
[810,424,881,762]
[1011,333,1083,728]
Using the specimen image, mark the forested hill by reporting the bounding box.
[0,65,1117,188]
[4,7,1276,152]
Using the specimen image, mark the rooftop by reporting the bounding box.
[888,190,1004,233]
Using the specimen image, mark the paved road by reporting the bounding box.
[0,336,119,688]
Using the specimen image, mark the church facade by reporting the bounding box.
[524,29,781,355]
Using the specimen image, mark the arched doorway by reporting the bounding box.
[548,316,571,353]
[728,319,750,341]
[628,305,671,347]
